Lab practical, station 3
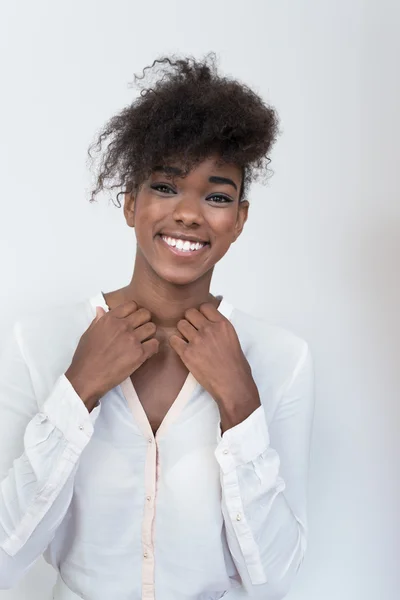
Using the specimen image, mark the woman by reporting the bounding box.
[0,55,314,600]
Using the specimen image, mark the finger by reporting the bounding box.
[184,307,208,329]
[112,299,139,318]
[126,308,152,329]
[92,306,106,323]
[199,302,224,322]
[169,334,188,357]
[176,319,197,342]
[141,338,160,359]
[134,321,156,343]
[87,307,106,330]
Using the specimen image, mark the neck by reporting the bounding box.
[118,254,218,329]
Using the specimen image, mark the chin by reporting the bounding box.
[153,264,211,287]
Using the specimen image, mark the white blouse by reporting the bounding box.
[0,291,314,600]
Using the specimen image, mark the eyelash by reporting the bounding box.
[151,184,233,204]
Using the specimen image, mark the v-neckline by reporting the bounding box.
[89,290,234,440]
[121,369,197,440]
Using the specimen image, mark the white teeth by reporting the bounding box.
[161,235,206,252]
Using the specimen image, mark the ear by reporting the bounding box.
[232,200,249,242]
[123,191,136,228]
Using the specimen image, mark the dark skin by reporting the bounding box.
[102,155,261,434]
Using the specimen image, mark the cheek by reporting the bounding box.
[209,211,238,240]
[134,202,162,236]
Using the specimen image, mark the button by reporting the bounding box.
[143,551,149,558]
[146,496,151,501]
[236,513,242,521]
[223,449,229,455]
[79,425,84,431]
[148,438,153,444]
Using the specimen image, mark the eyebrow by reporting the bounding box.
[208,176,237,191]
[153,167,238,191]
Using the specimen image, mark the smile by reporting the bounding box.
[158,234,209,255]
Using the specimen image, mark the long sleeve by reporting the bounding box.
[0,321,100,589]
[215,342,314,599]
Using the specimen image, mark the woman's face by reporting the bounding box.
[124,155,248,286]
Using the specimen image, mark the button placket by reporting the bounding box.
[141,433,157,598]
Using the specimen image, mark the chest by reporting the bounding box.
[67,388,227,592]
[130,352,189,435]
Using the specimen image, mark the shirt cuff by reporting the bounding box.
[215,405,270,474]
[37,373,100,455]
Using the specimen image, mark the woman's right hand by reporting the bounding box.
[65,300,159,412]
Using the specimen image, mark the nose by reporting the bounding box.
[172,193,204,228]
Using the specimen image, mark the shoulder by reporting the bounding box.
[9,294,97,401]
[15,295,95,351]
[229,305,312,394]
[230,305,310,364]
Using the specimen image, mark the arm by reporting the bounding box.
[0,322,100,589]
[215,342,315,599]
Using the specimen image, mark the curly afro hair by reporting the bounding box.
[87,53,279,207]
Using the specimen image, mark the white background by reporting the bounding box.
[0,1,399,599]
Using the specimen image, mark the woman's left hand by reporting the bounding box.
[169,303,261,430]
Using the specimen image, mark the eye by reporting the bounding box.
[206,194,233,204]
[151,183,176,194]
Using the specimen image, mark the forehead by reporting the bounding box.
[150,155,242,181]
